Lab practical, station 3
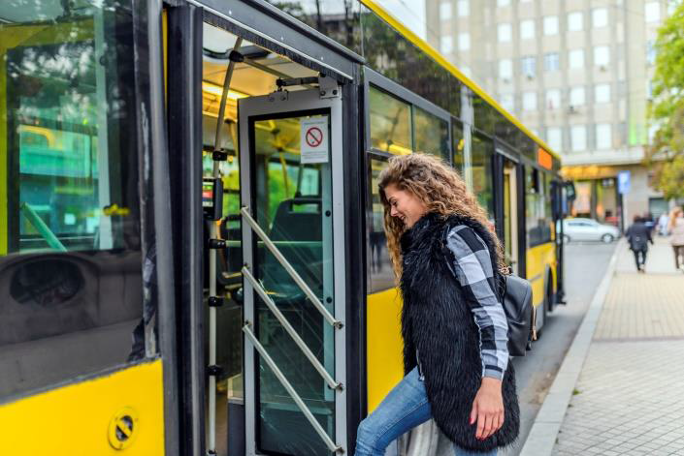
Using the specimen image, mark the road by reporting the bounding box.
[501,240,617,455]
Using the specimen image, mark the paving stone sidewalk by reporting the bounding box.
[552,237,684,456]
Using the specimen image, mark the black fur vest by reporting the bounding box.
[399,212,520,452]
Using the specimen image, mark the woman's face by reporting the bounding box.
[384,184,428,229]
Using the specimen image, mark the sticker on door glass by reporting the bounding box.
[301,117,329,164]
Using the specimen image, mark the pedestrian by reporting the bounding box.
[354,154,518,456]
[668,207,684,272]
[626,215,653,273]
[658,211,670,236]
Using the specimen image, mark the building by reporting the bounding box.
[426,0,678,227]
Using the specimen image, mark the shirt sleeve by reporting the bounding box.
[445,225,509,380]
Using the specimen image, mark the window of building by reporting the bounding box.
[521,56,536,78]
[568,11,584,31]
[645,2,661,22]
[457,0,469,17]
[546,89,561,110]
[571,125,587,151]
[595,83,611,103]
[543,16,559,35]
[499,58,513,79]
[440,1,452,20]
[668,1,681,15]
[441,36,453,54]
[569,49,585,68]
[592,8,608,28]
[570,86,586,106]
[594,46,610,66]
[520,19,535,40]
[498,23,512,42]
[497,0,511,6]
[547,127,563,151]
[522,92,537,111]
[596,123,612,149]
[544,52,560,71]
[646,40,656,65]
[459,32,471,50]
[500,94,515,112]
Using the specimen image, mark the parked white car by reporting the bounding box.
[558,218,621,243]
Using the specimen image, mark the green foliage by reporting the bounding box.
[648,3,684,199]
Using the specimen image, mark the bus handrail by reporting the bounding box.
[242,322,343,454]
[20,202,67,252]
[242,267,341,390]
[240,206,342,329]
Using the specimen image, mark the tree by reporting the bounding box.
[647,3,684,200]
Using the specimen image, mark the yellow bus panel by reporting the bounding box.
[0,359,165,456]
[366,288,404,413]
[526,242,557,307]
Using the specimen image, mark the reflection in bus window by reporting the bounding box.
[452,120,465,175]
[369,86,412,155]
[413,106,449,160]
[367,158,395,293]
[0,0,146,399]
[471,133,494,218]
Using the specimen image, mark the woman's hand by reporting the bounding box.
[469,377,505,440]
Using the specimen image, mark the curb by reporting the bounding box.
[518,240,624,456]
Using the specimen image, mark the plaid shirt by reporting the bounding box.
[445,225,509,380]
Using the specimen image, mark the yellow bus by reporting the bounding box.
[0,0,567,454]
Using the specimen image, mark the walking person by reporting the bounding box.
[668,207,684,272]
[626,215,654,273]
[354,154,519,456]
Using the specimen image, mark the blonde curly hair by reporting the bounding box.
[378,153,505,279]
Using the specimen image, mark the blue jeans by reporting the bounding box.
[355,367,497,456]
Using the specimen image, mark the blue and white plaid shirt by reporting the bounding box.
[445,225,509,380]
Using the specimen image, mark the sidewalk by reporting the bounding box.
[549,237,684,455]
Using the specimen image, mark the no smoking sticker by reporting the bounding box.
[301,117,329,164]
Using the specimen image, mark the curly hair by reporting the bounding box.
[378,153,505,279]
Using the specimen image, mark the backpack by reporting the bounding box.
[497,273,533,356]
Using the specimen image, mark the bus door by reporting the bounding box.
[498,154,522,276]
[236,87,347,455]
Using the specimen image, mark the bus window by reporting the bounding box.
[471,133,495,218]
[367,157,395,293]
[413,106,449,160]
[368,86,412,155]
[452,119,465,176]
[525,168,553,246]
[0,0,147,398]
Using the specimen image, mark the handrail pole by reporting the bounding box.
[243,323,343,454]
[242,267,341,390]
[240,206,342,329]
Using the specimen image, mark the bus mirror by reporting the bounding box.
[564,181,576,202]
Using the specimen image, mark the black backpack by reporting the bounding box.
[497,273,533,356]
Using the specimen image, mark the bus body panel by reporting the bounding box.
[0,359,165,455]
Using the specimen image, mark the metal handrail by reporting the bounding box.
[243,322,343,454]
[240,206,342,329]
[242,267,342,390]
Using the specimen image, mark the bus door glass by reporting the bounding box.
[502,159,519,274]
[237,88,347,455]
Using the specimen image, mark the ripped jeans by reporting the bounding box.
[354,367,498,456]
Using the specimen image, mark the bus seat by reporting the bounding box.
[261,198,324,302]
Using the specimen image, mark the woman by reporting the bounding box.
[626,215,653,273]
[668,207,684,271]
[355,154,519,456]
